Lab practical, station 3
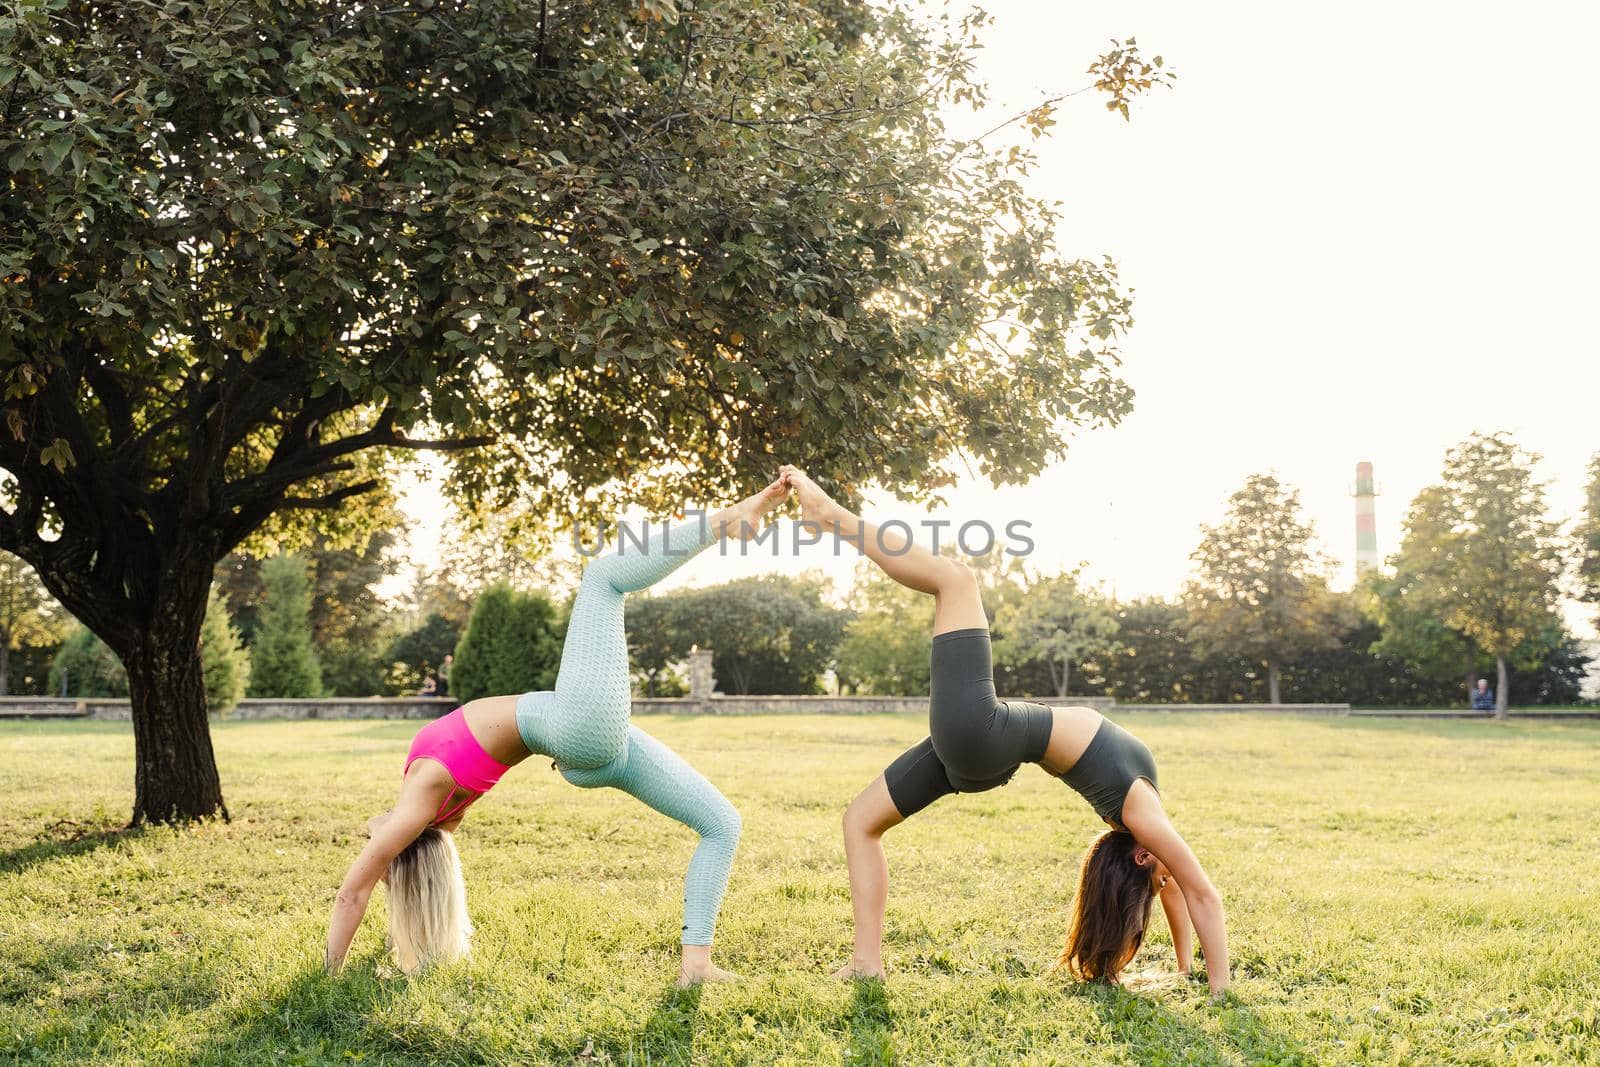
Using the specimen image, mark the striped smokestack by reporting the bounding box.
[1353,461,1379,575]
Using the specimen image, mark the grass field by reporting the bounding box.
[3,713,1598,1065]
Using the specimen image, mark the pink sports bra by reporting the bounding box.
[404,707,511,826]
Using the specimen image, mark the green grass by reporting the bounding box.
[3,714,1599,1065]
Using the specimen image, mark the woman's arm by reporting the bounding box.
[1122,786,1230,996]
[324,792,436,972]
[1158,877,1195,973]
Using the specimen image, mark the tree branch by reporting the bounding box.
[280,479,382,511]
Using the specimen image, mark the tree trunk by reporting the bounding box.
[124,638,226,824]
[1464,639,1478,707]
[1267,661,1282,705]
[1059,659,1071,699]
[1495,655,1509,721]
[0,640,9,697]
[103,564,228,826]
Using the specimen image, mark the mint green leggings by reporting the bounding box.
[515,517,740,945]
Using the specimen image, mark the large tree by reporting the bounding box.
[1,0,1157,822]
[1184,474,1342,704]
[1390,433,1565,717]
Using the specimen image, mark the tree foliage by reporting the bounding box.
[0,0,1164,821]
[834,564,935,695]
[1184,474,1342,703]
[0,548,67,694]
[671,575,850,695]
[1579,453,1600,630]
[385,611,463,695]
[994,568,1118,697]
[198,585,250,713]
[624,593,695,698]
[1389,433,1565,716]
[247,554,322,698]
[449,584,562,702]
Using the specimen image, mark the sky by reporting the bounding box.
[394,1,1600,638]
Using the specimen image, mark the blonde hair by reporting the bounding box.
[386,827,472,974]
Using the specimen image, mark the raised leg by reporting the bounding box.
[781,465,986,635]
[550,481,788,770]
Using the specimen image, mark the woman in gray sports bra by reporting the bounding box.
[780,466,1231,997]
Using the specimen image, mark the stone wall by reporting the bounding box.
[0,694,1361,721]
[1112,703,1350,715]
[638,693,1119,715]
[0,696,457,721]
[224,697,457,720]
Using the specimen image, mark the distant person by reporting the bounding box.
[416,674,438,697]
[438,654,454,697]
[1471,679,1495,711]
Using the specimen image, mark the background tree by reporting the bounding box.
[1365,561,1478,704]
[995,569,1119,698]
[1504,626,1592,706]
[835,564,936,695]
[674,576,850,695]
[247,555,322,699]
[440,500,585,600]
[1392,434,1565,717]
[449,585,563,703]
[0,550,66,695]
[1095,599,1206,703]
[215,500,404,695]
[198,587,250,714]
[625,593,695,698]
[1,0,1161,821]
[1579,454,1600,630]
[1184,474,1342,704]
[385,612,464,697]
[48,594,253,704]
[48,625,130,698]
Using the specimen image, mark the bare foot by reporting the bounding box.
[779,465,848,531]
[677,961,741,987]
[719,476,789,541]
[832,961,885,980]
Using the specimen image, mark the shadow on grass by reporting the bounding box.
[3,934,235,1062]
[843,977,894,1066]
[184,963,491,1066]
[1074,980,1313,1067]
[620,981,704,1065]
[0,820,133,877]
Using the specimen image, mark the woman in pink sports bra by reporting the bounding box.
[324,478,791,984]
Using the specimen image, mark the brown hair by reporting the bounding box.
[1053,830,1157,983]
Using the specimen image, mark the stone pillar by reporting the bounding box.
[687,645,716,711]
